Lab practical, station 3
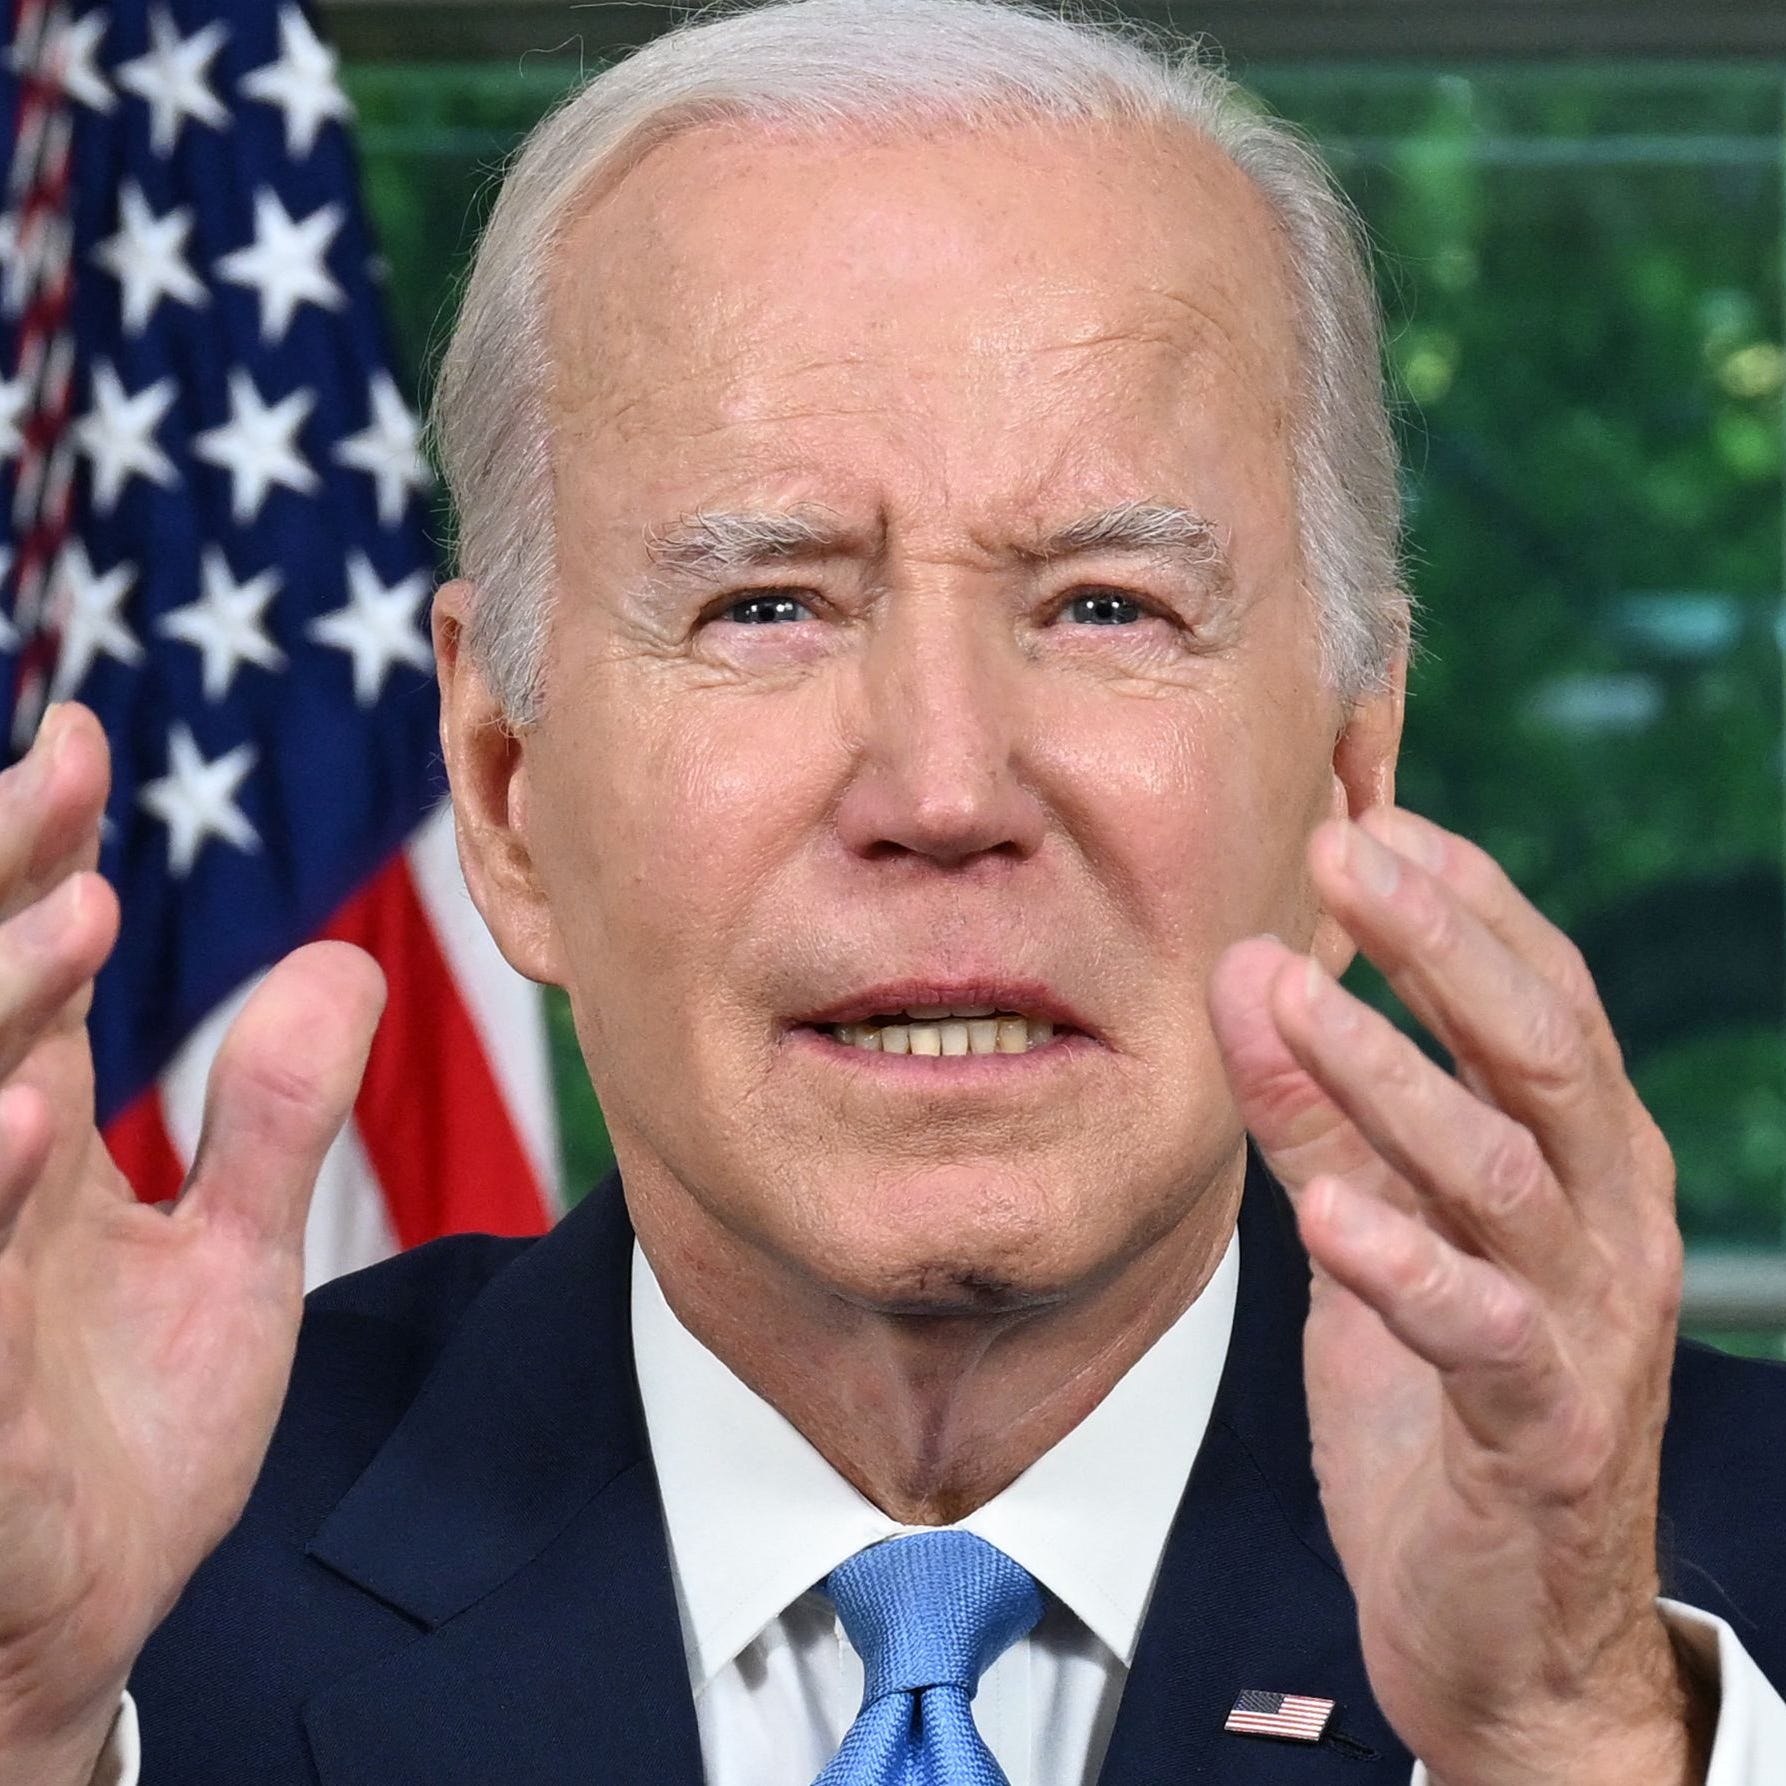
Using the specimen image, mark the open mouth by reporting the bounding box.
[821,1005,1062,1056]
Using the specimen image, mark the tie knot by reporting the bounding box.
[824,1531,1043,1705]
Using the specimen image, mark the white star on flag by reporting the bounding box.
[92,182,207,335]
[240,7,351,158]
[216,187,345,343]
[138,724,260,877]
[307,551,433,705]
[158,546,287,699]
[334,371,430,525]
[31,9,115,112]
[49,540,143,698]
[0,372,26,463]
[73,361,179,514]
[192,368,318,523]
[114,10,228,157]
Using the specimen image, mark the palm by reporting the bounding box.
[1303,1263,1484,1730]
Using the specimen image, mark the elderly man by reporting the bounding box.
[2,1,1784,1782]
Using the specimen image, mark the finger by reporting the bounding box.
[1310,818,1630,1195]
[179,942,385,1261]
[1208,935,1403,1202]
[1269,954,1582,1286]
[0,1084,53,1249]
[0,704,112,923]
[1362,806,1614,1053]
[1298,1173,1570,1449]
[0,872,120,1081]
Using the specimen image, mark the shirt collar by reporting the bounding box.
[632,1230,1238,1690]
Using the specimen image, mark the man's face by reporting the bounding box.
[455,117,1397,1311]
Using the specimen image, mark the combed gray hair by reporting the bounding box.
[433,0,1410,724]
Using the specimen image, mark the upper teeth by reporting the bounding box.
[830,1008,1057,1055]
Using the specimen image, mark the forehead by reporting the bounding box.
[545,113,1302,522]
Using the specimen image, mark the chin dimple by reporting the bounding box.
[826,1006,1057,1056]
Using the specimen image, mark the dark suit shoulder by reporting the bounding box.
[1660,1337,1786,1683]
[252,1231,540,1533]
[132,1230,548,1783]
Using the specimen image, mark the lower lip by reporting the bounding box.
[784,1025,1102,1083]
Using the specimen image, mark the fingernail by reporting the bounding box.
[1345,822,1401,898]
[1302,957,1358,1031]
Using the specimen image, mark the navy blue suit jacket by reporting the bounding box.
[131,1154,1786,1782]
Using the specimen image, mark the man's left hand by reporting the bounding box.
[1209,806,1714,1786]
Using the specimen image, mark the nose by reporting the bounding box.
[833,592,1048,869]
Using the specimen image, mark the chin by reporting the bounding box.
[786,1157,1105,1317]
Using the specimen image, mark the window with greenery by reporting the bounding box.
[342,52,1785,1337]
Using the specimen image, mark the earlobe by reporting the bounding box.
[432,583,566,986]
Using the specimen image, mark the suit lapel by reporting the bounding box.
[293,1155,1411,1784]
[1097,1153,1413,1783]
[300,1178,706,1786]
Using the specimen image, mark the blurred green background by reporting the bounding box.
[338,31,1785,1333]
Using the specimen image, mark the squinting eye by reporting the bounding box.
[721,593,812,625]
[1063,590,1146,626]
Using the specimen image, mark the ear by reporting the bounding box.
[1309,650,1407,976]
[432,581,566,986]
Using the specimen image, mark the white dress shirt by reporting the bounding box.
[631,1235,1786,1786]
[98,1224,1786,1784]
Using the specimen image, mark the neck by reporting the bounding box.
[627,1151,1246,1526]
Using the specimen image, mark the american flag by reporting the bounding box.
[1223,1689,1337,1743]
[1,0,561,1281]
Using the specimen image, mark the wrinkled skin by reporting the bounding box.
[0,109,1703,1786]
[441,116,1704,1783]
[443,120,1387,1513]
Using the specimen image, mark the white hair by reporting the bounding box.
[433,0,1410,724]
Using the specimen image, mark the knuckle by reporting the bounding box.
[1476,1276,1540,1366]
[1548,933,1598,1011]
[1389,1232,1450,1306]
[1516,996,1586,1093]
[1544,1397,1618,1502]
[1407,881,1465,960]
[1476,1123,1550,1222]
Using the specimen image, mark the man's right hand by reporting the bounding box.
[0,703,384,1785]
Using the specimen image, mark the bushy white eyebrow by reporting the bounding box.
[1031,501,1227,571]
[639,499,1231,587]
[644,508,852,579]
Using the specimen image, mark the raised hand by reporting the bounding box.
[1209,807,1710,1786]
[0,704,384,1784]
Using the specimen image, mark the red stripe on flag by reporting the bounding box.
[322,852,551,1250]
[105,1087,185,1206]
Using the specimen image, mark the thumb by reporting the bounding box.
[178,942,386,1257]
[1208,935,1383,1194]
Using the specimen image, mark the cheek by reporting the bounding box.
[539,673,844,1004]
[1036,674,1331,966]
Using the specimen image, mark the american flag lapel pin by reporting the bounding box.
[1223,1689,1337,1744]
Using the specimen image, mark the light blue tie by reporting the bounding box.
[815,1530,1044,1786]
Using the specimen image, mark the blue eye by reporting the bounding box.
[722,593,811,625]
[1064,591,1145,626]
